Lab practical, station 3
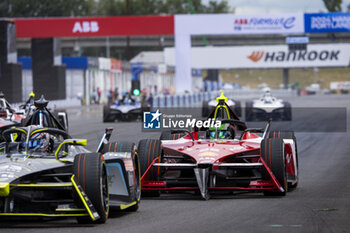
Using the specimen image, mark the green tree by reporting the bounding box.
[97,0,230,16]
[206,0,231,13]
[0,0,96,17]
[0,0,230,17]
[97,0,124,16]
[322,0,342,12]
[98,0,166,16]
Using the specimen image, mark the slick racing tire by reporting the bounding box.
[245,101,253,121]
[73,153,109,224]
[233,100,242,117]
[269,131,298,189]
[103,105,115,122]
[102,141,141,211]
[138,139,162,197]
[103,141,136,154]
[202,101,210,117]
[261,138,287,196]
[159,131,186,140]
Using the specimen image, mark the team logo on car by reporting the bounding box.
[143,109,162,129]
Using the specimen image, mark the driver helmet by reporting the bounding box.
[209,123,229,139]
[123,96,131,105]
[28,131,52,152]
[264,97,272,103]
[263,91,273,103]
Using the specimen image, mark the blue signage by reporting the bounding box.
[286,37,309,44]
[305,13,350,33]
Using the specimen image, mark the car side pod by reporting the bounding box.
[194,165,211,200]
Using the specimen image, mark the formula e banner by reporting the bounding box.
[165,44,350,69]
[232,13,304,34]
[175,13,304,35]
[305,13,350,33]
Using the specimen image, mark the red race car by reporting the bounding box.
[138,92,298,199]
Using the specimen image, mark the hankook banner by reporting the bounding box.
[165,43,350,69]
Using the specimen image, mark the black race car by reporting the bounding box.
[0,126,140,223]
[22,95,69,131]
[0,94,69,141]
[202,97,241,117]
[103,94,150,122]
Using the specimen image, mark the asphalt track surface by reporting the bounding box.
[2,95,350,233]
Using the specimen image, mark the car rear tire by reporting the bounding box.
[103,105,114,122]
[138,139,162,197]
[73,153,109,223]
[261,138,287,196]
[269,131,298,189]
[103,141,136,153]
[159,131,185,140]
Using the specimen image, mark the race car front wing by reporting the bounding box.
[141,157,285,199]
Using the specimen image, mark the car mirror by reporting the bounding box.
[55,139,87,160]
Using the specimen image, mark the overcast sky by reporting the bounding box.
[207,0,350,14]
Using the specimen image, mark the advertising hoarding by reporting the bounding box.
[176,13,304,35]
[165,44,350,69]
[305,13,350,33]
[15,16,174,38]
[330,82,350,90]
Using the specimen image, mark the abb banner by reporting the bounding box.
[165,43,350,69]
[15,16,174,38]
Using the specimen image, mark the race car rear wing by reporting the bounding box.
[153,162,264,169]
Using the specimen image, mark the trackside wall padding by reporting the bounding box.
[0,20,22,103]
[32,38,66,100]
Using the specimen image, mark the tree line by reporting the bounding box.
[0,0,231,17]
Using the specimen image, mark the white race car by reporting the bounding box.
[245,91,291,121]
